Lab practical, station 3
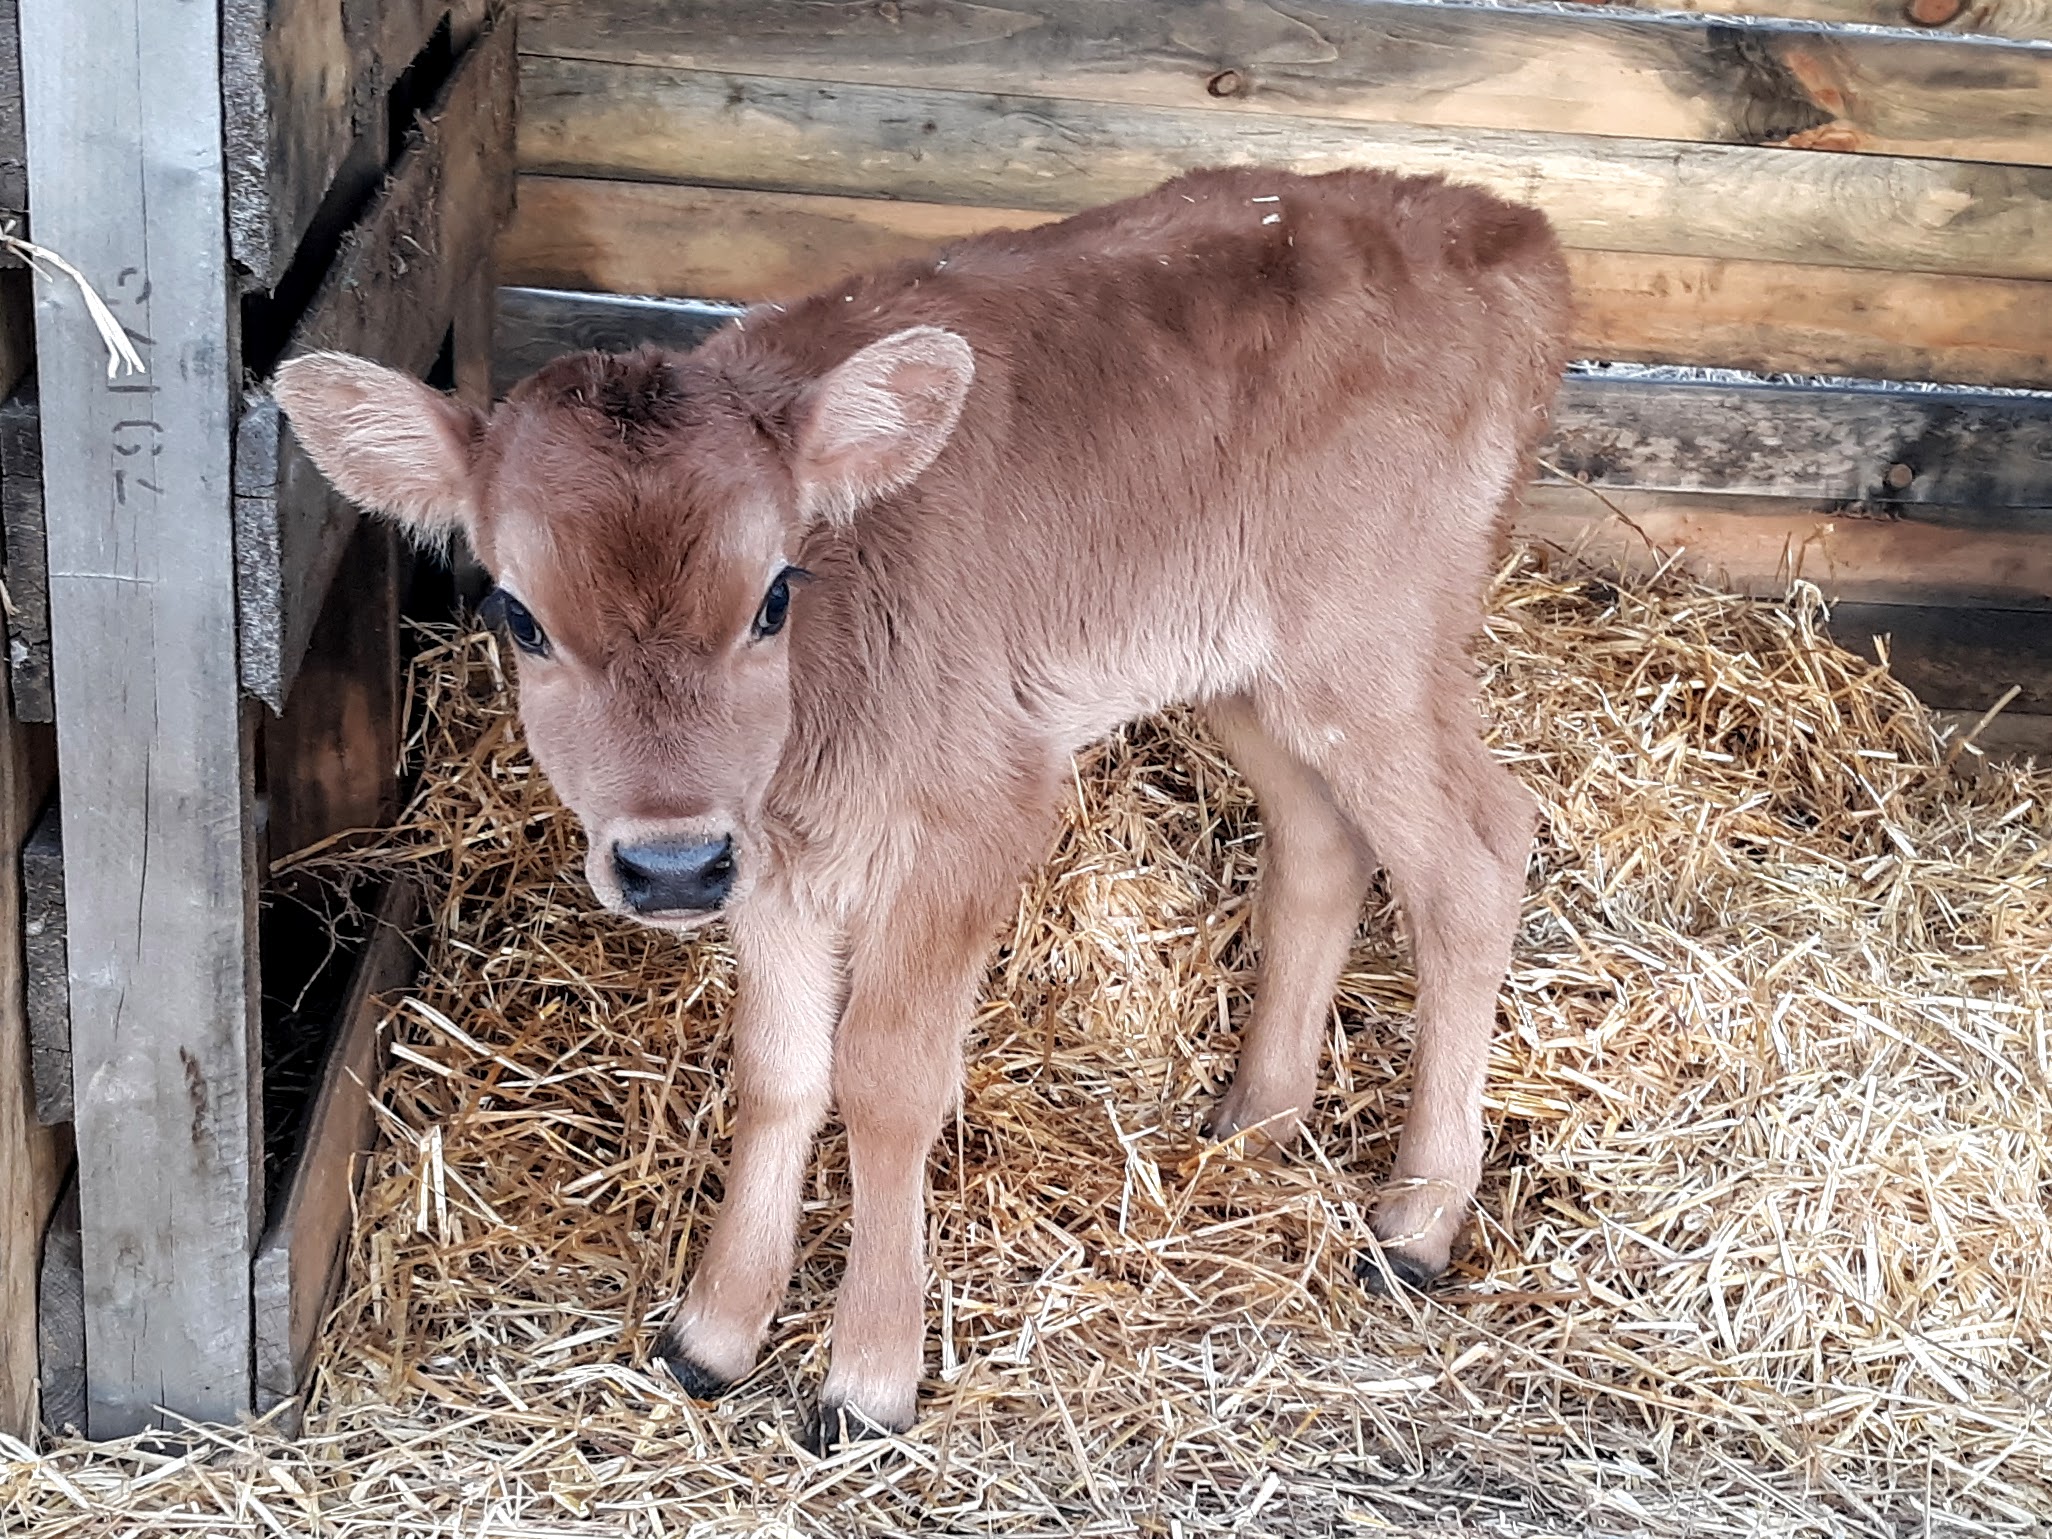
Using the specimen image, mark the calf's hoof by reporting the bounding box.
[1202,1085,1305,1155]
[653,1344,738,1401]
[1355,1245,1444,1296]
[801,1398,907,1456]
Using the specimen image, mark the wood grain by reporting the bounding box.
[265,521,402,864]
[20,799,64,1126]
[0,377,49,721]
[492,283,2052,511]
[516,0,2052,168]
[223,0,459,287]
[0,0,24,215]
[499,181,2052,387]
[253,879,420,1427]
[23,0,262,1435]
[1517,485,2052,609]
[514,60,2052,283]
[1826,602,2052,714]
[1601,0,2052,45]
[34,1169,81,1437]
[0,661,59,1440]
[238,11,516,711]
[1547,374,2052,508]
[0,270,35,419]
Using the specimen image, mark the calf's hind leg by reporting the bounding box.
[1202,693,1374,1150]
[1260,684,1534,1288]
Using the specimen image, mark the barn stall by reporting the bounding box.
[3,0,2052,1535]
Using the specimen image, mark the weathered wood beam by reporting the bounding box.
[1517,486,2052,611]
[492,285,2052,511]
[19,798,62,1125]
[253,879,420,1428]
[512,62,2052,285]
[34,1168,80,1437]
[1547,375,2052,510]
[0,0,23,216]
[1,376,50,721]
[1601,0,2052,45]
[22,0,262,1436]
[500,180,2052,390]
[236,10,516,711]
[517,0,2052,169]
[0,667,59,1439]
[223,0,463,289]
[264,521,403,864]
[1828,603,2052,714]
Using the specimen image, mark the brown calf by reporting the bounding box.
[273,167,1570,1450]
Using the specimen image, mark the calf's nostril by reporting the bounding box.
[611,835,737,913]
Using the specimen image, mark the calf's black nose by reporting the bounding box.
[613,835,735,914]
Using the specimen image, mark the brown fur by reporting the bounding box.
[271,167,1573,1445]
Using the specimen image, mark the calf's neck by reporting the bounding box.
[273,166,1571,1449]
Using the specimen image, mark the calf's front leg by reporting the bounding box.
[655,901,842,1392]
[805,881,1004,1452]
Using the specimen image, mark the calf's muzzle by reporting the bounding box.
[613,834,736,915]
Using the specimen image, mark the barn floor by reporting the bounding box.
[6,548,2051,1537]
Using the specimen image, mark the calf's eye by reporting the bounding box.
[483,587,550,658]
[753,567,803,639]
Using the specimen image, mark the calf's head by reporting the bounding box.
[271,330,974,928]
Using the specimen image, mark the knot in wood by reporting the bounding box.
[1205,69,1246,98]
[1904,0,1963,25]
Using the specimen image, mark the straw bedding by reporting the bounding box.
[6,549,2050,1537]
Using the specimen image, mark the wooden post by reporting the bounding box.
[20,0,261,1434]
[0,667,62,1439]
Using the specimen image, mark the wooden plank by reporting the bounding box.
[0,376,50,721]
[1826,603,2052,714]
[265,521,403,863]
[0,0,23,215]
[511,64,2052,285]
[1602,0,2052,46]
[238,11,517,710]
[1516,485,2052,609]
[491,283,2052,510]
[495,287,736,394]
[1546,374,2052,509]
[253,878,420,1426]
[22,0,262,1435]
[223,0,464,287]
[35,1167,82,1437]
[501,181,2052,388]
[499,180,1052,308]
[20,799,63,1125]
[0,654,59,1440]
[516,0,2052,169]
[1564,250,2052,392]
[0,269,35,416]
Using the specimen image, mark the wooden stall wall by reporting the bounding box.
[496,0,2052,734]
[0,0,62,1444]
[14,0,511,1437]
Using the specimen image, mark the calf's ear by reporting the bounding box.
[790,326,973,525]
[269,351,482,545]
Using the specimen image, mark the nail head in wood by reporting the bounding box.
[1885,462,1917,490]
